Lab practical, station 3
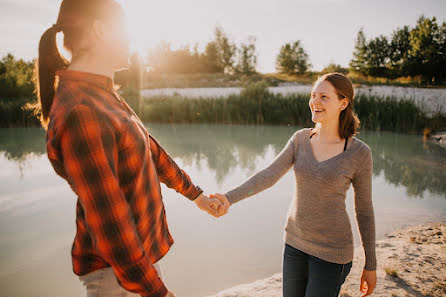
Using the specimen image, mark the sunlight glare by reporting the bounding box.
[119,0,168,57]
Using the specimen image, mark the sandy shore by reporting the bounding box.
[209,222,446,297]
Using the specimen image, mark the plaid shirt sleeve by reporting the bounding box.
[149,135,203,201]
[59,105,168,297]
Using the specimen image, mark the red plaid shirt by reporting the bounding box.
[46,70,203,297]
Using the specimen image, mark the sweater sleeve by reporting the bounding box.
[352,146,377,271]
[224,132,296,205]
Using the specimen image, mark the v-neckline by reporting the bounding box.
[306,128,359,165]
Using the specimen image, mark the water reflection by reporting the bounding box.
[1,124,445,297]
[1,124,445,199]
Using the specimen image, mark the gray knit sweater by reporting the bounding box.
[225,128,376,270]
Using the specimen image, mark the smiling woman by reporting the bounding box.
[211,73,377,297]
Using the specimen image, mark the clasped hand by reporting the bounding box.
[194,193,230,218]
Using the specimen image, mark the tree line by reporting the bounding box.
[350,15,446,84]
[1,14,445,102]
[145,26,257,75]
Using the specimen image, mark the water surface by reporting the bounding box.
[0,124,445,297]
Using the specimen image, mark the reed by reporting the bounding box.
[133,83,445,133]
[1,82,445,133]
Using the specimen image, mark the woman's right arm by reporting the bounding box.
[223,131,297,205]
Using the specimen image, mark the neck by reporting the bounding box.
[68,54,114,79]
[315,120,342,143]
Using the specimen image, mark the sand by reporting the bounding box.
[209,222,446,297]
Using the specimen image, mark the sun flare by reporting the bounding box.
[119,1,174,57]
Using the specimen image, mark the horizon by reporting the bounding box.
[1,0,445,73]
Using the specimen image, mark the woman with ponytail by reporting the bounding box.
[212,73,377,297]
[37,1,226,296]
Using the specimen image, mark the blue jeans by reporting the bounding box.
[78,262,164,297]
[283,243,352,297]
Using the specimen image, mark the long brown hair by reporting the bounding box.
[33,0,121,130]
[311,72,360,139]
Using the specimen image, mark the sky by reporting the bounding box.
[1,0,445,73]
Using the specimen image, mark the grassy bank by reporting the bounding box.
[129,83,446,134]
[2,82,445,133]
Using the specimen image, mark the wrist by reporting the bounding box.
[223,192,233,205]
[192,186,204,201]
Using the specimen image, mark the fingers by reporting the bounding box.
[365,280,374,296]
[210,193,230,216]
[203,200,221,217]
[194,192,229,218]
[360,279,369,297]
[204,197,223,218]
[209,198,223,210]
[360,270,376,296]
[359,277,365,293]
[210,197,227,217]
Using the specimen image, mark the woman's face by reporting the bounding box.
[83,6,130,71]
[98,13,130,71]
[309,80,348,126]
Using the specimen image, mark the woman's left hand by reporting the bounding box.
[360,269,376,296]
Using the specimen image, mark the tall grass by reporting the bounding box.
[1,82,445,133]
[137,82,313,126]
[134,83,445,134]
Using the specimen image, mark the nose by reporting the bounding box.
[310,95,322,108]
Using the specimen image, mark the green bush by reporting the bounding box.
[0,98,39,127]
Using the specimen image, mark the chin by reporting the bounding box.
[311,115,323,123]
[114,59,130,72]
[116,64,130,72]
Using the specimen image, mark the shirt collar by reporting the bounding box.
[56,69,115,92]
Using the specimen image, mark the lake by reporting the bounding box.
[0,124,445,297]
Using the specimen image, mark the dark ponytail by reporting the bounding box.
[34,24,69,130]
[31,0,123,130]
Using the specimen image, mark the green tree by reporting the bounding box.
[389,25,412,77]
[321,63,349,75]
[146,42,206,73]
[275,40,311,75]
[366,35,391,77]
[203,41,223,72]
[0,53,35,98]
[236,36,257,74]
[408,16,445,84]
[437,21,446,80]
[214,26,237,73]
[349,28,368,75]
